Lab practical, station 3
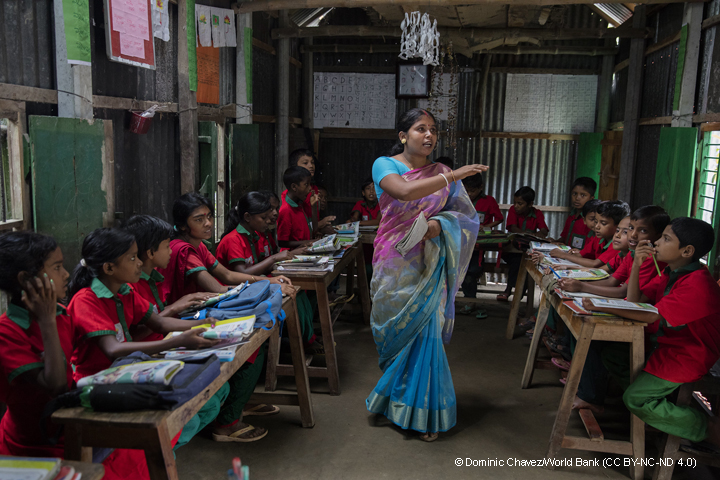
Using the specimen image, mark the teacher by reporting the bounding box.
[366,108,487,441]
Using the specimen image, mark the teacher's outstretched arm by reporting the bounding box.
[380,164,489,202]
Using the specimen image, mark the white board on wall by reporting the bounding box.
[313,73,396,129]
[503,74,598,134]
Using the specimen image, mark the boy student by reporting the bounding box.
[278,166,334,248]
[349,178,381,226]
[549,200,630,268]
[557,177,597,249]
[559,205,670,299]
[498,186,548,301]
[582,218,720,448]
[281,149,335,230]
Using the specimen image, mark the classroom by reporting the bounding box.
[1,0,720,479]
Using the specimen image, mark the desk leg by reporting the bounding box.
[355,247,372,325]
[545,321,595,468]
[521,295,548,389]
[525,275,536,317]
[63,424,92,462]
[285,296,315,427]
[143,421,177,480]
[506,256,529,340]
[265,324,281,392]
[317,281,341,395]
[629,326,646,480]
[346,258,355,299]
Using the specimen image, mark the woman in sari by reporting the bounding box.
[367,108,488,441]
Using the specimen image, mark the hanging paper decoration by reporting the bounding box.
[399,12,440,66]
[196,5,212,47]
[210,7,225,47]
[152,0,169,41]
[222,11,237,47]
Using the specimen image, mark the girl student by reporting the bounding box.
[159,192,295,305]
[259,190,281,258]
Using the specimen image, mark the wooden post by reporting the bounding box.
[618,6,646,203]
[236,13,253,125]
[595,39,614,132]
[276,10,290,194]
[302,38,314,128]
[672,3,704,128]
[476,54,491,165]
[178,0,199,193]
[53,0,92,119]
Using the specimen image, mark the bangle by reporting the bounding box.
[439,173,449,186]
[450,171,457,183]
[251,276,256,283]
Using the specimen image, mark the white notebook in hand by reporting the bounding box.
[395,212,429,257]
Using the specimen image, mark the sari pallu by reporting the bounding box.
[366,162,479,433]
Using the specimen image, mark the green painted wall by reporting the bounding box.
[576,132,603,187]
[653,127,698,220]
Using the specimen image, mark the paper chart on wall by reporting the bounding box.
[152,0,170,41]
[313,73,396,129]
[112,0,151,60]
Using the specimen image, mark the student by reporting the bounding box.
[159,192,294,305]
[68,228,271,443]
[278,166,330,248]
[559,205,670,299]
[348,178,381,226]
[316,184,330,219]
[549,200,629,268]
[557,177,597,249]
[259,190,281,258]
[499,186,548,301]
[582,218,720,449]
[459,172,503,317]
[280,149,335,229]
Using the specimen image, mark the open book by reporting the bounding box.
[555,268,609,280]
[334,221,359,237]
[530,241,570,253]
[589,298,658,313]
[307,234,340,253]
[168,315,256,350]
[76,360,184,388]
[0,457,62,480]
[395,212,429,257]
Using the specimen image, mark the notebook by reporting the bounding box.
[395,212,428,257]
[0,456,62,480]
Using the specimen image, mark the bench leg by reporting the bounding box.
[285,296,315,427]
[345,259,355,299]
[521,295,549,389]
[264,324,280,391]
[355,247,372,325]
[629,326,646,480]
[143,421,178,480]
[316,282,341,395]
[63,423,92,462]
[545,321,595,468]
[525,275,536,317]
[506,256,529,340]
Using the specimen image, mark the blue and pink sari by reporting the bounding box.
[366,161,479,433]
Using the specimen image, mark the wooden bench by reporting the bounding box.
[511,259,647,480]
[53,294,313,480]
[269,245,371,396]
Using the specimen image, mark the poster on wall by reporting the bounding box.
[196,46,220,104]
[63,0,91,65]
[104,0,156,69]
[313,73,396,129]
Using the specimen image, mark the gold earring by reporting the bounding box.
[401,138,407,144]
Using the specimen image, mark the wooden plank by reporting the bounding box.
[252,37,276,55]
[578,409,604,441]
[615,30,681,73]
[0,83,58,104]
[302,38,313,128]
[314,65,395,73]
[302,44,617,56]
[289,56,303,69]
[178,0,198,193]
[101,121,115,228]
[561,436,634,455]
[94,95,178,112]
[489,67,600,75]
[673,4,704,128]
[521,298,549,388]
[702,13,720,30]
[276,10,291,195]
[596,39,615,132]
[482,131,579,141]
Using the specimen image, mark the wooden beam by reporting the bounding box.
[276,10,290,195]
[0,83,58,104]
[302,44,617,56]
[489,67,600,75]
[595,39,615,132]
[672,3,703,128]
[234,0,701,15]
[618,6,646,203]
[178,0,198,193]
[271,25,650,40]
[588,4,620,27]
[482,132,579,141]
[94,95,178,112]
[701,12,720,30]
[302,38,313,128]
[252,37,276,55]
[314,66,395,73]
[53,0,92,119]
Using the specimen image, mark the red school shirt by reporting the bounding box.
[261,228,280,258]
[596,242,620,265]
[278,195,312,243]
[560,211,591,250]
[0,304,74,457]
[158,239,220,305]
[641,263,720,384]
[579,236,601,259]
[612,252,667,287]
[473,195,503,226]
[505,207,548,233]
[133,269,169,342]
[281,185,319,219]
[351,201,380,221]
[216,224,264,269]
[606,250,628,273]
[69,278,153,382]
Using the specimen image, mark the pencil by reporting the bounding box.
[548,266,562,280]
[652,255,662,276]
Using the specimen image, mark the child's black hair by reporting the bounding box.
[670,217,715,262]
[572,177,597,197]
[582,199,602,217]
[289,149,315,167]
[596,200,631,225]
[172,193,213,238]
[463,173,484,190]
[125,215,173,259]
[630,205,671,236]
[0,231,58,303]
[283,166,312,191]
[223,191,272,238]
[514,186,535,204]
[361,177,373,191]
[436,156,454,168]
[259,190,279,202]
[68,228,137,299]
[389,108,437,156]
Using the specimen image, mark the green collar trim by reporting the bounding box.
[527,209,537,219]
[140,269,165,283]
[7,303,67,330]
[236,224,260,241]
[599,237,611,252]
[663,260,703,296]
[286,195,302,208]
[91,278,131,299]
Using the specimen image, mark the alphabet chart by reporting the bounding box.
[313,73,396,129]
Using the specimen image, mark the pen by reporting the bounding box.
[652,254,662,276]
[548,266,562,280]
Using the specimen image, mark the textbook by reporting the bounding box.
[168,316,256,349]
[178,282,249,317]
[554,268,609,280]
[530,242,570,253]
[164,346,236,362]
[539,255,582,269]
[307,235,340,253]
[0,457,61,480]
[334,221,359,236]
[76,360,184,388]
[275,255,327,267]
[589,298,658,314]
[564,299,612,316]
[395,212,428,257]
[276,256,332,273]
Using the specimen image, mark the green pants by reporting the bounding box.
[623,371,708,443]
[174,382,230,450]
[216,344,266,426]
[295,291,316,343]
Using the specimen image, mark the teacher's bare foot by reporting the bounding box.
[419,432,439,442]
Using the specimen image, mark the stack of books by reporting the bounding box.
[334,221,360,247]
[275,255,333,273]
[307,235,340,253]
[0,456,65,480]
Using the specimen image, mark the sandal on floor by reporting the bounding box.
[329,293,355,307]
[518,316,537,330]
[305,338,326,355]
[459,304,475,315]
[419,432,439,442]
[551,357,571,372]
[212,425,268,443]
[475,308,488,319]
[496,293,510,302]
[243,404,280,416]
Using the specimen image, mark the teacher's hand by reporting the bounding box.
[423,220,442,241]
[453,164,489,181]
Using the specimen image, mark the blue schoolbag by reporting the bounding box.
[183,279,286,330]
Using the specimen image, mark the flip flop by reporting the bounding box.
[551,357,571,371]
[212,425,268,443]
[419,432,439,442]
[459,305,475,315]
[329,293,355,307]
[475,308,488,319]
[243,404,280,416]
[518,316,537,330]
[496,293,510,302]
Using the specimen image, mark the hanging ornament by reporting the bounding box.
[445,43,460,159]
[399,12,440,66]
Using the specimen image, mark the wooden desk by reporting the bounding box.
[504,255,536,338]
[517,262,646,480]
[53,295,313,480]
[359,232,376,245]
[63,460,105,480]
[270,245,371,396]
